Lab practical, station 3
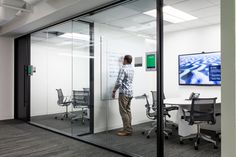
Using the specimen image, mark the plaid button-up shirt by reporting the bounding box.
[114,64,134,97]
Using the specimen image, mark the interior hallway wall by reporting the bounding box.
[0,37,14,120]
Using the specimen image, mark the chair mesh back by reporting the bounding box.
[83,88,90,92]
[56,89,64,104]
[151,91,157,107]
[190,98,217,125]
[72,90,89,107]
[151,91,165,106]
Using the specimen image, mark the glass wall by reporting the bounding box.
[163,0,221,156]
[26,0,222,156]
[79,0,158,156]
[30,0,158,156]
[31,20,93,136]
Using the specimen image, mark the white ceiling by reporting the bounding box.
[31,0,220,46]
[86,0,220,34]
[0,0,41,26]
[164,0,220,32]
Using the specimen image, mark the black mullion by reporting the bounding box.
[89,23,94,134]
[156,0,164,157]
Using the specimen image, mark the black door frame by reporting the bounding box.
[14,0,164,156]
[14,34,31,121]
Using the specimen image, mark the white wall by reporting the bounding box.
[31,45,73,116]
[164,24,221,130]
[164,24,221,99]
[0,37,14,120]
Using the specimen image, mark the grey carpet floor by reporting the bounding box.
[0,120,123,157]
[82,122,221,157]
[31,112,90,136]
[27,114,221,157]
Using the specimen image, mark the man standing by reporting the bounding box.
[112,55,134,136]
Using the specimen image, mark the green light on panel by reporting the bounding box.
[146,54,156,68]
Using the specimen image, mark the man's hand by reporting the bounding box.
[112,91,116,99]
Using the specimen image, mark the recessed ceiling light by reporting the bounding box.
[59,33,90,41]
[143,6,197,23]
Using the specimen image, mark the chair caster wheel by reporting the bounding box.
[180,141,184,144]
[214,145,218,149]
[146,135,150,139]
[142,131,145,135]
[61,118,64,120]
[194,146,198,150]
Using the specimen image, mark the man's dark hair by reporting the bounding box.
[124,55,132,64]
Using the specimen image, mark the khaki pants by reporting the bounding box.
[118,94,133,133]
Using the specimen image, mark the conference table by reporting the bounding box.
[164,98,221,137]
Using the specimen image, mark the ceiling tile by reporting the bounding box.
[201,15,220,24]
[108,19,139,29]
[190,5,220,18]
[207,0,220,5]
[172,0,214,12]
[164,0,187,5]
[109,14,155,28]
[164,20,208,32]
[87,6,139,23]
[125,0,156,12]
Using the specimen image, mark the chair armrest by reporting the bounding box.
[181,108,190,120]
[63,96,72,102]
[165,106,178,111]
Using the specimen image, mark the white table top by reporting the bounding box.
[164,98,221,106]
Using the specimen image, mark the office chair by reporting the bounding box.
[142,93,157,138]
[71,90,90,124]
[215,112,221,141]
[55,89,72,120]
[180,98,218,150]
[151,91,178,138]
[142,92,177,139]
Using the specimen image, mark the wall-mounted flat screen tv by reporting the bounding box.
[179,52,221,86]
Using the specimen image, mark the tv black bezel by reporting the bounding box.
[178,51,221,86]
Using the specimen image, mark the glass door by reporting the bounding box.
[30,20,93,137]
[79,0,159,156]
[71,20,93,136]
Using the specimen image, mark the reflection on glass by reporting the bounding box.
[79,0,157,156]
[31,0,160,156]
[30,20,92,136]
[163,0,221,157]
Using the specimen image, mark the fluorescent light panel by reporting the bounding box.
[143,6,197,23]
[59,33,90,41]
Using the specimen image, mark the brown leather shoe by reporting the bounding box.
[116,131,132,136]
[117,129,124,133]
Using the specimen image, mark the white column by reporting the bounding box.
[221,0,236,156]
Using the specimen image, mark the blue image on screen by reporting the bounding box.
[179,52,221,85]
